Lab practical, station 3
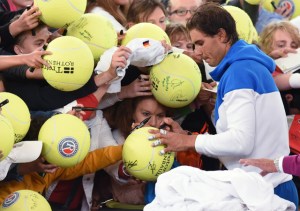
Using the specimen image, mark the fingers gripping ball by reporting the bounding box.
[224,5,258,44]
[121,22,171,46]
[34,0,87,28]
[0,92,30,142]
[262,0,299,19]
[122,127,175,181]
[42,36,94,91]
[67,13,118,62]
[0,190,51,211]
[38,114,90,168]
[150,53,202,108]
[0,116,14,161]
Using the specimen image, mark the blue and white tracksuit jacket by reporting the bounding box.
[195,40,292,187]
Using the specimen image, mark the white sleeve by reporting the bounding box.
[98,93,122,109]
[195,89,256,157]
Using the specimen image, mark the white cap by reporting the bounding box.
[290,16,300,32]
[95,38,167,93]
[0,141,42,181]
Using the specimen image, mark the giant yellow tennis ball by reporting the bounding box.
[34,0,87,28]
[0,92,30,143]
[42,36,94,92]
[38,114,90,168]
[122,127,175,181]
[224,5,258,44]
[0,190,51,211]
[150,53,201,108]
[262,0,299,19]
[0,115,14,161]
[67,13,118,62]
[121,22,171,46]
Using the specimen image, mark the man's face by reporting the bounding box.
[15,27,51,54]
[190,29,229,67]
[168,0,201,25]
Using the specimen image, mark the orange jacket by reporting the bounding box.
[0,145,122,203]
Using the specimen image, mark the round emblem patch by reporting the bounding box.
[2,192,19,208]
[58,137,78,157]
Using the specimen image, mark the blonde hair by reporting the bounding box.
[259,21,300,55]
[165,23,191,43]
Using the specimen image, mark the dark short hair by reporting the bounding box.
[186,2,239,44]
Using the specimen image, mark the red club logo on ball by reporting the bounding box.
[58,137,78,157]
[2,192,19,208]
[278,0,295,17]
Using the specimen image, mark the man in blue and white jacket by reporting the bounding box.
[150,2,298,208]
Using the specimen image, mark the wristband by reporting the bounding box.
[274,158,281,172]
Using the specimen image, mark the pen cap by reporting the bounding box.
[123,127,175,181]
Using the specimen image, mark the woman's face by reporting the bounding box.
[133,98,167,128]
[272,29,299,50]
[144,7,167,31]
[171,34,194,51]
[12,0,33,9]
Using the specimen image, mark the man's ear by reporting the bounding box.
[217,28,228,43]
[14,45,23,55]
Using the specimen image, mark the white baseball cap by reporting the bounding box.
[0,141,42,181]
[94,38,167,93]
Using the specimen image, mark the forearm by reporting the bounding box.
[196,91,256,157]
[0,55,23,70]
[273,73,292,91]
[0,55,39,71]
[98,93,121,109]
[8,19,23,37]
[57,145,123,180]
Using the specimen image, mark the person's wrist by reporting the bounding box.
[183,130,192,135]
[274,158,281,172]
[9,21,21,37]
[116,92,123,101]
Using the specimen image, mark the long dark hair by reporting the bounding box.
[103,96,173,138]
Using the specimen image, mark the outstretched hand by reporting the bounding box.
[23,50,51,69]
[148,128,197,155]
[9,6,42,37]
[17,156,58,175]
[268,48,297,59]
[239,158,277,176]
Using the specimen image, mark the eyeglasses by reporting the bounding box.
[169,8,197,16]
